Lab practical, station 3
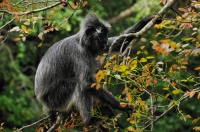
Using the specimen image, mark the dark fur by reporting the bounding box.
[35,13,159,125]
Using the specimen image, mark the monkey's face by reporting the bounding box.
[85,25,108,50]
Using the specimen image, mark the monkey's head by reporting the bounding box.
[81,13,111,55]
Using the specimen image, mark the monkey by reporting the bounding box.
[34,13,162,126]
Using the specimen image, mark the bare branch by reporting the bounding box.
[47,115,63,132]
[0,17,15,30]
[17,114,51,131]
[0,1,65,16]
[142,93,189,131]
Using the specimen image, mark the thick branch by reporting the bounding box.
[125,0,177,49]
[108,0,177,57]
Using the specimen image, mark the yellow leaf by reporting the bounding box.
[160,39,169,43]
[198,92,200,99]
[96,75,99,82]
[172,89,181,94]
[91,83,96,88]
[122,87,128,94]
[130,120,135,124]
[171,82,176,88]
[189,90,195,98]
[99,73,105,82]
[146,56,155,59]
[182,61,188,65]
[194,66,200,71]
[140,58,147,62]
[104,62,112,68]
[150,40,159,45]
[173,101,178,105]
[21,25,26,30]
[127,92,133,102]
[140,46,145,50]
[168,101,174,108]
[82,1,88,7]
[197,34,200,39]
[96,84,101,90]
[137,51,141,54]
[96,70,103,76]
[130,60,137,65]
[38,43,42,47]
[118,65,127,72]
[144,50,148,54]
[181,65,187,69]
[108,77,112,83]
[113,65,118,71]
[15,37,21,41]
[24,21,30,25]
[111,54,116,59]
[165,93,170,98]
[192,118,199,123]
[103,53,107,56]
[127,126,135,131]
[120,102,127,107]
[99,58,104,65]
[183,37,193,41]
[163,87,169,90]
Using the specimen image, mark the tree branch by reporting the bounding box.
[142,93,189,131]
[108,0,177,57]
[17,114,51,131]
[0,17,15,30]
[0,1,65,16]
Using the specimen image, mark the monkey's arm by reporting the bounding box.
[104,16,162,52]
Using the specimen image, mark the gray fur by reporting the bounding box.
[35,13,156,125]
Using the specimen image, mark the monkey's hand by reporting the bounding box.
[100,106,114,118]
[150,16,163,24]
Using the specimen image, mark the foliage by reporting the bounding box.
[0,0,200,132]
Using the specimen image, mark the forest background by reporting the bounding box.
[0,0,200,131]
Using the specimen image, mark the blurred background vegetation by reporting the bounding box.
[0,0,199,131]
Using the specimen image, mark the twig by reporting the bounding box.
[17,114,51,131]
[0,17,16,30]
[143,88,154,131]
[57,1,80,27]
[0,1,64,16]
[108,32,140,56]
[142,93,189,131]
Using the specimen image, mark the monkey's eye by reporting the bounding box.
[101,28,107,34]
[86,26,96,35]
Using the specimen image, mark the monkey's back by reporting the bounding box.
[34,33,96,111]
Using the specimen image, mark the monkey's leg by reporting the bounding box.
[88,88,133,111]
[77,92,100,125]
[100,105,114,118]
[47,110,58,126]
